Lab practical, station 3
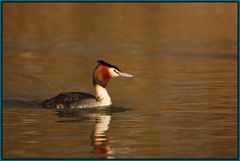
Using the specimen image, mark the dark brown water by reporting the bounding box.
[2,3,238,159]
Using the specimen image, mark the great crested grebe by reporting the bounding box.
[42,60,133,109]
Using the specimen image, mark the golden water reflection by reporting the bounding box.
[91,113,114,159]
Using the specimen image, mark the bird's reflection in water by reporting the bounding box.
[55,106,129,158]
[91,113,114,159]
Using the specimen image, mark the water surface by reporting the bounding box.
[2,3,238,158]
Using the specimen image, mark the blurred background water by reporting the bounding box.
[2,3,238,158]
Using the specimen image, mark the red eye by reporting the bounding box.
[114,69,119,74]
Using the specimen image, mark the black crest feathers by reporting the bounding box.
[97,60,120,71]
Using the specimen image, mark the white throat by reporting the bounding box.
[95,84,112,106]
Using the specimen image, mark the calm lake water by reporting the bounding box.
[2,3,238,159]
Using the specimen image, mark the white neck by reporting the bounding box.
[95,84,112,106]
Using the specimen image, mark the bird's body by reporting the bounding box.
[42,60,133,109]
